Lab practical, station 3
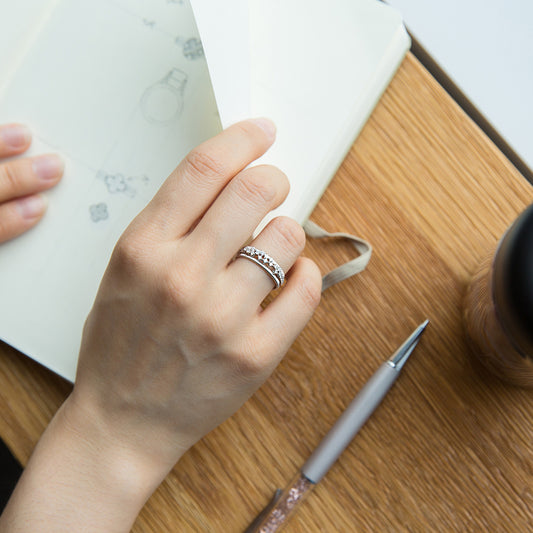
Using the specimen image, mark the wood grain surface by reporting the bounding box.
[1,53,533,532]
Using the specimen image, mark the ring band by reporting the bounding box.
[236,246,285,289]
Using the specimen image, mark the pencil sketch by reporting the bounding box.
[182,37,204,60]
[99,172,136,198]
[97,171,150,198]
[89,203,109,222]
[110,0,187,38]
[175,37,204,61]
[140,68,188,124]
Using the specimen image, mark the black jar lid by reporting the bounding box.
[493,203,533,357]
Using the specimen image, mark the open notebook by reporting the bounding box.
[0,0,409,381]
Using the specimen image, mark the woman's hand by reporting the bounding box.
[0,119,322,532]
[0,123,64,242]
[73,116,322,474]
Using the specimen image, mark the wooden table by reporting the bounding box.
[1,53,532,531]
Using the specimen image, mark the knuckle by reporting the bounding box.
[230,335,274,380]
[183,148,226,182]
[0,215,16,243]
[301,280,322,311]
[1,163,22,195]
[298,258,322,310]
[112,234,147,273]
[197,316,225,346]
[234,171,277,207]
[228,350,267,382]
[272,216,306,252]
[233,357,265,382]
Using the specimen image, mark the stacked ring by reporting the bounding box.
[236,246,285,289]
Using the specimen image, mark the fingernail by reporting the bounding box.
[249,117,276,141]
[0,124,31,149]
[16,195,47,219]
[32,154,64,181]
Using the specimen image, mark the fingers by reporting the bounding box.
[224,216,306,307]
[139,118,276,240]
[0,124,64,242]
[191,165,290,263]
[0,194,48,243]
[0,123,32,157]
[242,257,322,374]
[259,257,321,349]
[0,154,64,203]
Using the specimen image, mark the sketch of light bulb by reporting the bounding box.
[140,68,188,124]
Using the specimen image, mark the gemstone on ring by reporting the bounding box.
[236,245,285,289]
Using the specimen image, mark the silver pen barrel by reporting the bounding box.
[301,320,428,484]
[301,361,399,484]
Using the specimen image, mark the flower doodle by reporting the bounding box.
[89,203,109,222]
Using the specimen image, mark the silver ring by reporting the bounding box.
[236,246,285,289]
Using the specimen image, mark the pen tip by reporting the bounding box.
[389,320,429,370]
[412,319,429,343]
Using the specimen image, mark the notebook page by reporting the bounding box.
[189,0,250,127]
[0,0,221,380]
[250,0,409,227]
[0,0,59,87]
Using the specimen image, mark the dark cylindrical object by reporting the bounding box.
[464,204,533,387]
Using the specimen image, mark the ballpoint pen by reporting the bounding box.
[245,320,429,533]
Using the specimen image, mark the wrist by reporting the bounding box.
[1,394,176,532]
[57,393,175,507]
